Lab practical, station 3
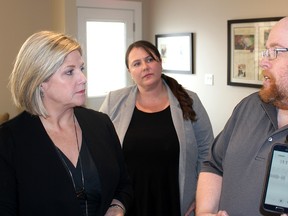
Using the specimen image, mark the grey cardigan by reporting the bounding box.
[99,81,214,215]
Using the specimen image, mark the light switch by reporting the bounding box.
[204,74,214,85]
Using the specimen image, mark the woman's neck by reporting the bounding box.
[136,82,169,113]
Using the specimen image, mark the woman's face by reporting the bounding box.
[127,47,163,90]
[41,50,87,110]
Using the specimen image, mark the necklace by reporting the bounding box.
[72,115,87,201]
[54,115,88,216]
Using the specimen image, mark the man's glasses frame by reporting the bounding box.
[261,48,288,60]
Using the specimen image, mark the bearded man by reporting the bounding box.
[195,17,288,216]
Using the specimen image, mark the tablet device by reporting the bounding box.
[261,144,288,214]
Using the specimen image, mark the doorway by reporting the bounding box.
[77,0,142,110]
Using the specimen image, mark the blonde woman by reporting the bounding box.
[0,31,132,216]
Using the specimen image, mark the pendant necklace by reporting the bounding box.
[54,115,88,216]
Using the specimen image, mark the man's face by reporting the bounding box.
[259,18,288,109]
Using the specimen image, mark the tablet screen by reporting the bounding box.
[264,148,288,208]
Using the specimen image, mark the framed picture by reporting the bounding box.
[227,17,283,88]
[155,33,194,74]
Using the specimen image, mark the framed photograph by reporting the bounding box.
[227,17,283,88]
[155,33,194,74]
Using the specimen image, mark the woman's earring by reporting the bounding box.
[40,86,44,97]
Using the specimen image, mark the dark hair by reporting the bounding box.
[125,40,162,68]
[125,40,196,122]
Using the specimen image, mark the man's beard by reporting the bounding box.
[259,77,288,109]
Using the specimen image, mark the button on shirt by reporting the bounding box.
[202,92,288,216]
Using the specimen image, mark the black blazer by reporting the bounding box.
[0,107,132,216]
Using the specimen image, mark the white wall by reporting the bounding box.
[142,0,287,135]
[0,0,71,119]
[1,0,287,136]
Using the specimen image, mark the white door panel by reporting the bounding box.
[77,0,142,110]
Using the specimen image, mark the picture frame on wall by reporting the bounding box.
[155,33,194,74]
[227,17,283,88]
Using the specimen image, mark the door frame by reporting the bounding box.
[76,0,142,110]
[76,0,142,41]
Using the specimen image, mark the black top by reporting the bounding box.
[0,108,132,216]
[123,106,181,216]
[58,139,101,216]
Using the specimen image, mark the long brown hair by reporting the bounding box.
[125,40,196,121]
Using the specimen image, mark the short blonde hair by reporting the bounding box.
[9,31,82,117]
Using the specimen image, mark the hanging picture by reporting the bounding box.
[155,33,194,74]
[227,17,283,88]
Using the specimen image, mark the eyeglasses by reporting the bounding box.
[261,48,288,60]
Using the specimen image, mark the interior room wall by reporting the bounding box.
[0,0,68,118]
[1,0,287,136]
[138,0,287,135]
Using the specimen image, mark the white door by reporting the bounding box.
[77,0,142,110]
